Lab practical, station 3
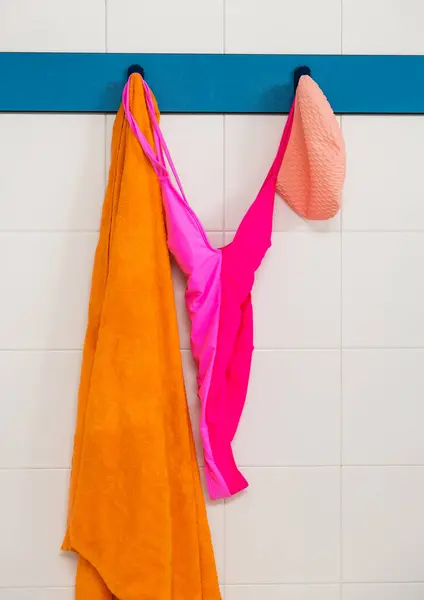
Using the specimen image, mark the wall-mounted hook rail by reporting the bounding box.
[1,52,423,114]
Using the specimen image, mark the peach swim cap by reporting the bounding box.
[276,75,345,220]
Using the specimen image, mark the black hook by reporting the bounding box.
[127,64,145,79]
[294,65,311,92]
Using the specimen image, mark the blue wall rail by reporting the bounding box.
[1,52,423,114]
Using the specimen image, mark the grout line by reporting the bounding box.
[0,588,75,591]
[340,230,424,234]
[340,429,343,589]
[340,111,344,598]
[2,465,424,472]
[222,0,226,54]
[223,498,227,587]
[104,0,108,53]
[0,230,100,234]
[222,583,339,588]
[222,114,226,231]
[4,347,424,353]
[0,467,70,471]
[2,583,424,590]
[217,581,424,587]
[0,349,83,353]
[184,348,342,352]
[104,113,108,188]
[343,581,424,586]
[337,464,424,468]
[188,347,424,352]
[3,229,424,234]
[236,464,424,469]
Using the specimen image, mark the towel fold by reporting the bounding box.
[62,73,221,600]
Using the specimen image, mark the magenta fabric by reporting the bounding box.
[123,77,294,499]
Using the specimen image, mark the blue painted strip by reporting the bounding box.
[0,53,423,114]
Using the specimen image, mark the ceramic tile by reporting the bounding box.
[0,233,97,350]
[226,585,340,600]
[0,351,80,468]
[343,0,424,54]
[225,0,341,53]
[105,114,114,172]
[343,467,424,581]
[343,583,424,600]
[0,470,77,587]
[343,350,424,465]
[342,233,424,347]
[343,117,424,231]
[0,115,105,231]
[0,591,74,600]
[107,0,224,52]
[234,350,341,466]
[199,469,225,584]
[0,587,75,600]
[226,467,340,583]
[161,115,224,230]
[0,0,105,51]
[254,233,341,348]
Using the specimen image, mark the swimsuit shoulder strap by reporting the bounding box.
[123,76,218,255]
[122,78,188,203]
[268,101,295,179]
[229,102,295,272]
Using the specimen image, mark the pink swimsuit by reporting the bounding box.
[123,78,294,500]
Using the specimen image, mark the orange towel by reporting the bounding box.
[62,74,221,600]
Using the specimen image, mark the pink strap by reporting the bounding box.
[140,80,188,201]
[122,80,188,204]
[122,76,219,253]
[269,101,295,178]
[122,83,165,177]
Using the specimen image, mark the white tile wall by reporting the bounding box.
[343,350,424,465]
[2,1,424,598]
[200,469,226,584]
[225,0,341,53]
[234,350,341,466]
[253,232,341,348]
[226,585,340,600]
[343,467,424,582]
[0,351,80,468]
[342,233,424,348]
[107,0,224,52]
[226,468,341,583]
[0,233,97,349]
[161,115,225,231]
[343,117,424,232]
[0,0,105,52]
[0,591,74,600]
[0,115,105,232]
[343,0,424,54]
[0,470,77,588]
[343,583,424,600]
